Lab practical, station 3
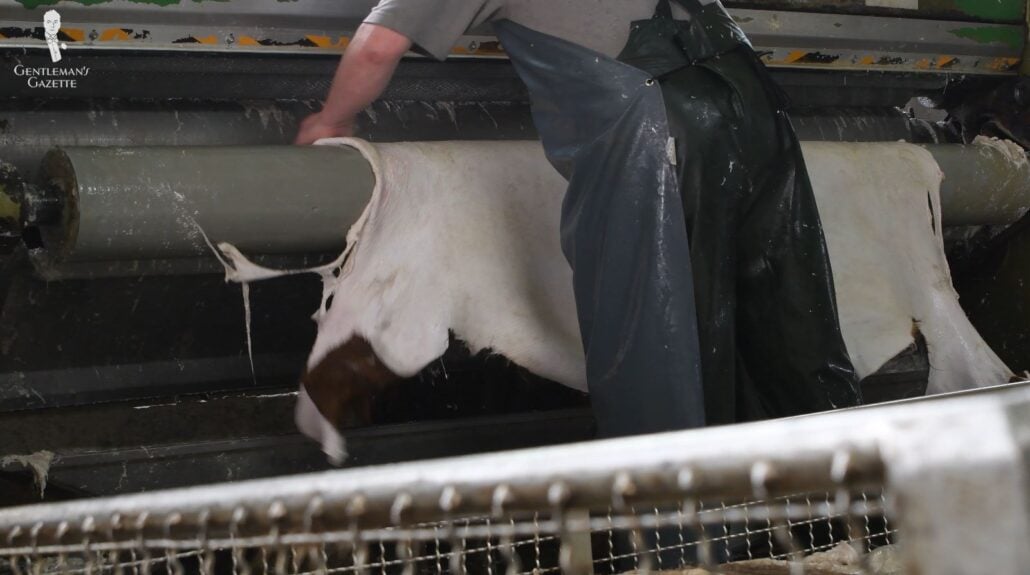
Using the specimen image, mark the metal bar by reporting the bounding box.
[0,355,308,414]
[0,4,1023,75]
[886,387,1030,574]
[560,510,593,575]
[0,383,1026,547]
[9,409,594,499]
[0,499,889,556]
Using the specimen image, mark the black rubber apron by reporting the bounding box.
[619,0,862,423]
[494,0,861,437]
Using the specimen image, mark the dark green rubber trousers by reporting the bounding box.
[621,0,862,423]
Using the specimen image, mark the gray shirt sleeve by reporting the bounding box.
[365,0,506,61]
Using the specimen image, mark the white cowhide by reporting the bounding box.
[217,138,1012,462]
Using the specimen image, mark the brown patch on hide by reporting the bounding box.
[301,337,400,430]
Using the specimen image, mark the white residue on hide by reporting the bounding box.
[973,135,1030,167]
[970,136,1030,221]
[211,138,384,322]
[242,282,256,383]
[1,451,55,499]
[805,141,1011,393]
[194,138,384,387]
[196,138,385,465]
[194,223,259,384]
[168,186,265,384]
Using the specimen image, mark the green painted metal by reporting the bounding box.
[950,25,1025,49]
[950,0,1025,22]
[723,0,1025,24]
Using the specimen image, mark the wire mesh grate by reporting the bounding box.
[0,489,897,575]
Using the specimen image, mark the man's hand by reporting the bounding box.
[293,23,412,146]
[295,112,355,145]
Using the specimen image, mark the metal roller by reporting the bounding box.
[921,142,1030,226]
[1,146,374,277]
[1,141,1027,279]
[0,100,309,179]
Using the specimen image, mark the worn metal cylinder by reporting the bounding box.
[923,142,1030,226]
[30,146,375,273]
[21,141,1030,279]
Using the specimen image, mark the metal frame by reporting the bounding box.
[0,2,1023,75]
[1,382,1028,573]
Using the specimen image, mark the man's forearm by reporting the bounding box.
[320,23,413,129]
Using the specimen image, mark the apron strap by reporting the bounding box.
[669,0,707,13]
[671,0,794,109]
[649,0,697,71]
[654,0,674,19]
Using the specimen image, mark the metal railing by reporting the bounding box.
[1,382,1028,574]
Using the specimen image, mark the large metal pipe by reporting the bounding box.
[922,141,1030,226]
[0,101,309,178]
[29,146,374,274]
[9,141,1030,279]
[789,107,917,142]
[0,98,539,186]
